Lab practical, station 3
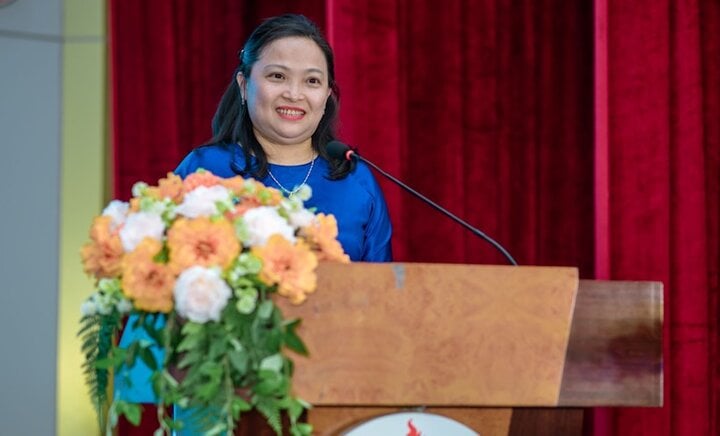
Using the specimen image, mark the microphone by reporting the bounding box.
[326,140,518,266]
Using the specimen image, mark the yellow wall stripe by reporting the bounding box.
[57,1,107,434]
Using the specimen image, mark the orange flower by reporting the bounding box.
[183,171,222,192]
[302,214,350,263]
[167,217,240,273]
[252,235,318,304]
[146,172,184,203]
[129,198,141,212]
[121,238,175,312]
[224,197,262,221]
[81,215,124,278]
[220,175,248,196]
[240,179,283,206]
[259,187,284,206]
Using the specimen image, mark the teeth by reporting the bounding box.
[277,108,304,116]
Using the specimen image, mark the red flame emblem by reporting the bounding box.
[407,419,421,436]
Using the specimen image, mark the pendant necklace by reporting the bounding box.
[267,155,317,197]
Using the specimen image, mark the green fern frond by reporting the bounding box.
[78,312,121,431]
[256,400,282,435]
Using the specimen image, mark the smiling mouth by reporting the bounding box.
[277,108,306,118]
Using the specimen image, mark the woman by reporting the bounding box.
[176,13,392,262]
[116,13,393,434]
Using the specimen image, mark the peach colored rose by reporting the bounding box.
[81,215,124,278]
[121,238,175,312]
[167,217,240,273]
[146,172,184,203]
[252,235,318,304]
[183,171,222,192]
[301,213,350,263]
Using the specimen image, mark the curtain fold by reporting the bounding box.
[330,0,595,269]
[108,0,719,434]
[598,0,720,434]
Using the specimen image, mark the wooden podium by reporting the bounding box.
[277,262,663,435]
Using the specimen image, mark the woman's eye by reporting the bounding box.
[269,73,284,80]
[307,77,321,85]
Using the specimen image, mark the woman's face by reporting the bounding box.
[238,36,331,152]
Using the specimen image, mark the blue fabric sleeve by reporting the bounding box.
[359,166,393,262]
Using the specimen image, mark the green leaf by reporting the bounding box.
[162,370,179,388]
[152,244,169,263]
[228,350,249,374]
[254,370,285,396]
[205,423,227,436]
[295,397,312,410]
[177,331,203,352]
[138,345,158,371]
[95,348,125,370]
[265,328,284,352]
[283,322,308,355]
[93,357,116,370]
[199,361,223,378]
[177,350,201,369]
[181,321,203,336]
[259,354,283,373]
[286,397,304,422]
[143,323,164,346]
[176,396,190,409]
[295,423,313,436]
[231,396,252,419]
[196,380,221,401]
[124,341,139,367]
[123,402,142,426]
[257,300,274,319]
[208,336,227,358]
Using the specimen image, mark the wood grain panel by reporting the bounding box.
[559,280,663,406]
[278,262,578,406]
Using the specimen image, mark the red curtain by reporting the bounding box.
[330,0,594,270]
[109,0,719,434]
[593,0,720,435]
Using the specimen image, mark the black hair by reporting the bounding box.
[210,14,353,179]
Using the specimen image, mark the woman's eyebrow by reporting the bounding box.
[262,64,326,76]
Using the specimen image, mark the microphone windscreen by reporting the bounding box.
[326,140,351,160]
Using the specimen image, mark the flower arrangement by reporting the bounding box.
[79,170,349,435]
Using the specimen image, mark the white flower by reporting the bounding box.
[116,298,133,314]
[293,184,312,201]
[131,181,149,197]
[175,185,232,218]
[143,197,176,217]
[119,211,165,252]
[102,200,129,231]
[288,208,315,229]
[93,293,114,315]
[80,299,97,317]
[242,206,295,247]
[174,266,232,323]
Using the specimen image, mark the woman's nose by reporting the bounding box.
[282,81,303,101]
